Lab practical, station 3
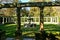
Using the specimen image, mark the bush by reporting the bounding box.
[35,31,48,40]
[0,29,6,40]
[35,31,58,40]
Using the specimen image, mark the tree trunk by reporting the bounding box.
[39,7,44,31]
[15,7,22,40]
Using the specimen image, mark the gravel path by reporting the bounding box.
[6,38,35,40]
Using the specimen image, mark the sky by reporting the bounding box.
[20,0,30,2]
[20,0,54,2]
[52,0,55,1]
[19,0,30,10]
[19,0,56,10]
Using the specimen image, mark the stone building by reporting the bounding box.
[0,0,16,24]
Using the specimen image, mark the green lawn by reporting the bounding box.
[0,24,60,37]
[0,24,17,37]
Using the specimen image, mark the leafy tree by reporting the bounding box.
[44,7,57,17]
[2,8,16,16]
[30,7,40,17]
[21,7,29,17]
[30,0,58,31]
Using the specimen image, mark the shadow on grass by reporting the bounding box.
[0,24,60,39]
[0,24,17,37]
[35,31,59,40]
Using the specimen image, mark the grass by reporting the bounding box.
[0,24,17,37]
[44,24,60,34]
[0,24,60,38]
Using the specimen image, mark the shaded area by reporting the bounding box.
[0,24,17,37]
[35,31,59,40]
[0,24,60,39]
[0,17,3,24]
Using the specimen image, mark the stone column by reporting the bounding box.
[8,17,11,23]
[10,17,11,22]
[51,17,52,23]
[6,18,7,23]
[2,17,4,24]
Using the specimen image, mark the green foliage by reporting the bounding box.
[0,24,17,37]
[30,7,40,17]
[30,0,58,17]
[21,7,29,17]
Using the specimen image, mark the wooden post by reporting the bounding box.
[39,7,44,31]
[15,7,22,40]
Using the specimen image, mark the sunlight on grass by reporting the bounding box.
[22,31,35,37]
[0,24,60,37]
[22,31,33,35]
[27,34,35,37]
[56,36,60,40]
[5,24,16,27]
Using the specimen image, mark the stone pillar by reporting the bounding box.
[2,17,4,24]
[6,18,7,23]
[15,7,22,40]
[51,17,52,23]
[10,17,11,22]
[8,17,10,23]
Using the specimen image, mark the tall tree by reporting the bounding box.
[30,7,40,17]
[2,8,16,16]
[21,7,29,17]
[30,0,58,31]
[1,0,16,17]
[30,0,45,31]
